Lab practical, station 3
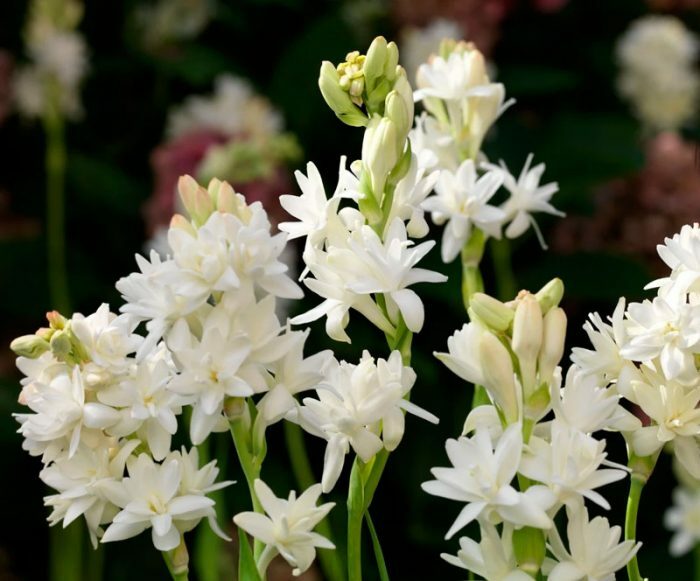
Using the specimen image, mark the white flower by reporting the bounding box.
[665,486,700,556]
[28,29,88,88]
[15,367,120,459]
[233,479,335,576]
[544,504,640,581]
[97,357,181,460]
[279,158,356,249]
[42,439,139,546]
[298,351,437,492]
[651,223,700,297]
[571,298,629,384]
[116,251,209,358]
[167,74,283,140]
[483,154,563,246]
[423,160,505,262]
[257,330,333,424]
[409,112,461,172]
[625,370,700,476]
[399,19,464,84]
[422,424,554,539]
[552,366,640,434]
[621,296,700,382]
[442,523,532,581]
[102,453,227,551]
[414,50,501,102]
[519,420,627,510]
[70,304,142,385]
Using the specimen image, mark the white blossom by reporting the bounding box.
[422,424,554,539]
[423,160,505,262]
[665,486,700,556]
[233,479,335,576]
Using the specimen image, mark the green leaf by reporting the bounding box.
[365,512,390,581]
[237,527,262,581]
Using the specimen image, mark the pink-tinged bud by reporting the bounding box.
[479,331,518,423]
[169,213,196,235]
[46,311,67,330]
[512,293,543,398]
[178,174,213,226]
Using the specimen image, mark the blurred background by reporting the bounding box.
[1,0,699,578]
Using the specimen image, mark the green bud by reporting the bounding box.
[513,527,546,576]
[384,90,410,147]
[50,330,72,360]
[46,310,67,330]
[337,51,366,106]
[318,61,368,127]
[386,140,412,189]
[469,293,514,332]
[392,71,414,130]
[363,36,388,93]
[535,278,564,314]
[384,42,399,79]
[362,116,399,198]
[525,383,551,420]
[10,334,50,358]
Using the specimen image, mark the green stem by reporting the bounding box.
[83,542,104,581]
[284,421,345,581]
[347,458,365,581]
[43,86,70,313]
[625,474,645,581]
[694,543,700,581]
[460,230,486,311]
[490,238,517,301]
[50,521,83,581]
[228,414,264,559]
[365,512,389,581]
[163,538,190,581]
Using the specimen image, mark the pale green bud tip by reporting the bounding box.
[535,278,564,314]
[10,335,50,358]
[178,174,213,226]
[49,331,72,358]
[479,331,518,423]
[538,307,567,382]
[512,293,543,360]
[513,527,546,575]
[224,396,247,420]
[363,36,388,91]
[470,293,514,332]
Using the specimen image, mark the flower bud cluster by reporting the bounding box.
[425,278,640,578]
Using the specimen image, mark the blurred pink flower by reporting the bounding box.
[553,132,700,274]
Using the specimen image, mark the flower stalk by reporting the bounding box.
[625,452,658,581]
[163,538,190,581]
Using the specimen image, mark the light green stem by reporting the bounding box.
[163,539,190,581]
[284,421,345,581]
[625,474,646,581]
[43,84,70,313]
[460,230,486,311]
[83,542,104,581]
[50,521,83,581]
[347,458,365,581]
[490,238,517,301]
[228,416,264,559]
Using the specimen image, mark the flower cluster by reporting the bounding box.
[616,15,700,132]
[411,39,563,262]
[13,0,88,120]
[424,281,641,578]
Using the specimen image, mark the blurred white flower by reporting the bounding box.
[665,486,700,556]
[400,19,464,85]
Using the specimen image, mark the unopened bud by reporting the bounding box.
[318,60,368,127]
[337,51,366,106]
[178,175,213,227]
[535,278,564,314]
[10,334,50,358]
[36,327,54,342]
[512,293,543,398]
[384,90,410,146]
[392,71,414,131]
[538,307,567,384]
[479,331,518,423]
[513,526,546,576]
[46,311,67,330]
[470,293,514,332]
[49,330,72,360]
[363,36,388,93]
[362,116,399,197]
[384,42,399,79]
